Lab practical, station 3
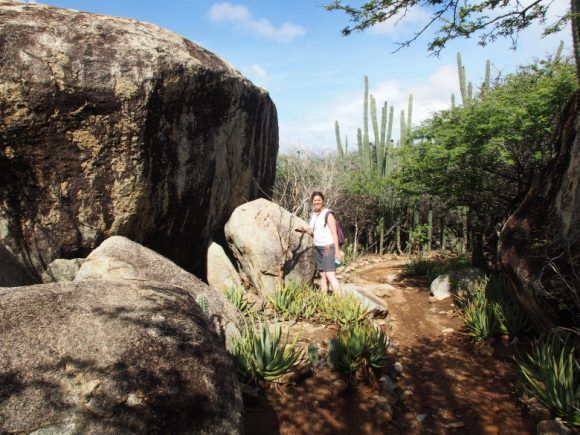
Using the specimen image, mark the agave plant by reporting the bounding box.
[318,293,369,326]
[269,280,304,319]
[232,319,302,383]
[328,322,390,377]
[224,285,252,314]
[515,333,579,425]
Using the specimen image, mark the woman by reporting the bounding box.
[295,191,344,294]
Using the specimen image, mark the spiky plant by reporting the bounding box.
[516,333,579,425]
[232,319,302,383]
[195,294,209,316]
[225,285,252,315]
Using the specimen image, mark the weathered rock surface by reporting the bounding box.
[225,199,315,297]
[41,257,84,283]
[0,243,39,287]
[0,0,278,279]
[341,283,389,317]
[499,92,579,329]
[75,236,242,349]
[206,241,242,293]
[430,268,486,300]
[0,280,242,433]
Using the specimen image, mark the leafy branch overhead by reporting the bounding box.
[324,0,571,54]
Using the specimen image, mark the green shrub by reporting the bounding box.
[318,292,369,326]
[232,319,302,383]
[404,256,471,281]
[454,275,531,341]
[516,334,579,425]
[225,285,252,315]
[328,322,390,377]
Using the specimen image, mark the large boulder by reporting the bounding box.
[499,92,579,329]
[75,236,242,350]
[0,0,278,279]
[0,280,242,433]
[225,199,315,297]
[0,243,39,287]
[206,241,242,293]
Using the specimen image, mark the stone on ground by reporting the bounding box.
[41,258,85,283]
[225,198,315,297]
[430,268,486,300]
[0,0,278,278]
[75,236,242,350]
[341,284,389,317]
[0,280,242,434]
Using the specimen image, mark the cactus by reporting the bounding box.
[344,135,349,156]
[371,95,380,148]
[451,93,456,109]
[468,82,473,102]
[553,40,564,64]
[335,121,344,158]
[407,94,413,140]
[457,53,469,107]
[484,60,491,92]
[196,294,209,316]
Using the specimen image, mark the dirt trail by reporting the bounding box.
[244,255,534,434]
[350,257,534,434]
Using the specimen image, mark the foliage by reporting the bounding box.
[515,333,580,425]
[404,255,470,281]
[269,280,369,325]
[232,319,302,383]
[324,0,570,55]
[454,276,531,340]
[396,59,577,216]
[328,322,390,377]
[225,285,252,315]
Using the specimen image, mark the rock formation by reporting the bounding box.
[0,243,39,287]
[0,0,278,279]
[206,241,243,294]
[75,236,242,349]
[225,198,315,297]
[499,92,579,329]
[0,280,242,433]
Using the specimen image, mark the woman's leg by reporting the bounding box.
[319,271,329,292]
[325,271,341,294]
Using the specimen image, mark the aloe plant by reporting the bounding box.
[225,285,252,315]
[195,294,209,316]
[516,334,579,425]
[328,323,390,376]
[232,320,302,382]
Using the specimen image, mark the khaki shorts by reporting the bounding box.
[315,245,335,272]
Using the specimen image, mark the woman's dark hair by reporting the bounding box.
[311,191,324,201]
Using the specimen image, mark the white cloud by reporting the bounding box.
[208,2,305,43]
[280,65,460,152]
[249,64,267,78]
[369,6,431,36]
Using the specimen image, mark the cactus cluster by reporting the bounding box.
[335,76,412,178]
[455,53,492,107]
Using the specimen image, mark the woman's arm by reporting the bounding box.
[295,226,313,236]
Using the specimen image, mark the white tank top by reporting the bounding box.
[309,208,334,247]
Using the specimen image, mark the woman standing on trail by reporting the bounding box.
[295,191,344,294]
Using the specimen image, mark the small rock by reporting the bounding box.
[393,362,403,373]
[331,378,348,395]
[379,375,396,392]
[537,420,571,435]
[442,327,454,334]
[402,389,413,398]
[416,414,428,422]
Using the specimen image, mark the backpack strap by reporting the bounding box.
[323,210,333,227]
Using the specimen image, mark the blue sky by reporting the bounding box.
[31,0,571,153]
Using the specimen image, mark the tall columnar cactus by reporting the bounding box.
[553,40,564,64]
[451,93,456,109]
[484,60,491,92]
[335,121,344,158]
[370,95,380,153]
[457,53,469,107]
[406,94,413,140]
[467,82,473,102]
